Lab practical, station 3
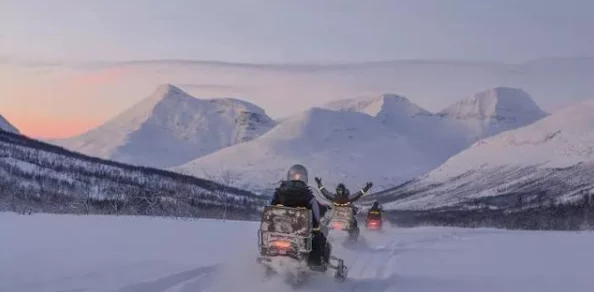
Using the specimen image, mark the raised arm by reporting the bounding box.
[315,177,335,201]
[347,182,373,203]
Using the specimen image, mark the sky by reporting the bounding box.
[1,0,593,138]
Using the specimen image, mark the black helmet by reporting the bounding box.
[286,164,308,184]
[336,183,349,196]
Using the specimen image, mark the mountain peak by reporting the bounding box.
[324,93,431,118]
[54,86,275,168]
[439,87,547,121]
[149,84,193,103]
[0,113,19,134]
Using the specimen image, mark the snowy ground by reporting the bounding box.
[2,213,594,292]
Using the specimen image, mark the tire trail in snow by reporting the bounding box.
[309,226,471,291]
[115,265,217,292]
[114,227,472,292]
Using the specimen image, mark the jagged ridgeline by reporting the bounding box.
[0,129,268,220]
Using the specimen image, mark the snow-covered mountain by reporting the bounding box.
[324,93,435,136]
[437,87,548,143]
[323,93,459,162]
[53,84,275,168]
[172,107,436,193]
[372,98,594,211]
[0,129,265,219]
[173,87,548,194]
[324,88,547,163]
[0,113,18,133]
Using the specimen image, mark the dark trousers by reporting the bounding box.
[309,232,327,265]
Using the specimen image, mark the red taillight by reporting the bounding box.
[333,222,344,229]
[271,240,292,249]
[368,220,380,227]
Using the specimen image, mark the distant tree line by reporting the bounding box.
[386,193,594,231]
[0,129,268,220]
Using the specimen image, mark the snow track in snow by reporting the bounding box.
[113,228,473,292]
[2,213,594,292]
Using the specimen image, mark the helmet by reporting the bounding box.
[286,164,308,184]
[336,183,349,196]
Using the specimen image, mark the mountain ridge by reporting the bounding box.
[370,98,594,211]
[172,106,434,193]
[53,84,275,168]
[0,128,265,219]
[0,113,18,134]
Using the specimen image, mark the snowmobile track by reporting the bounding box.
[115,265,218,292]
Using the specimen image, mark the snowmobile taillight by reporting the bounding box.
[332,222,345,229]
[367,220,381,229]
[271,240,292,249]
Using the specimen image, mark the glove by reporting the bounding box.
[315,177,322,187]
[363,182,373,192]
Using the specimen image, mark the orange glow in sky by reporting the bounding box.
[5,111,101,139]
[1,66,133,139]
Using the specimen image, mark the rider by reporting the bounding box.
[269,164,329,270]
[314,177,373,233]
[369,201,383,213]
[367,201,383,221]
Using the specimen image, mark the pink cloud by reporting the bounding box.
[67,66,131,89]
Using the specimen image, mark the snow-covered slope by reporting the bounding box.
[53,84,275,168]
[3,213,594,292]
[373,98,594,210]
[323,94,460,162]
[0,129,265,218]
[324,88,547,163]
[433,98,594,177]
[0,113,18,133]
[172,107,435,193]
[324,93,435,137]
[173,88,547,194]
[438,87,548,142]
[325,93,433,121]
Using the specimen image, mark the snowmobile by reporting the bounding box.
[365,210,383,230]
[256,205,348,286]
[327,204,359,241]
